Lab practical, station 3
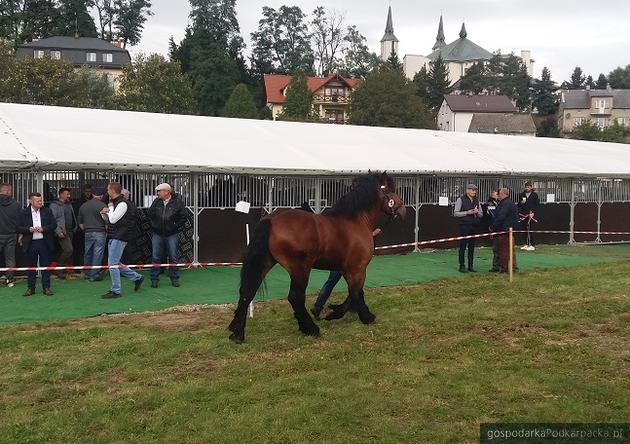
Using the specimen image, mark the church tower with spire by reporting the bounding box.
[380,5,399,61]
[432,15,446,51]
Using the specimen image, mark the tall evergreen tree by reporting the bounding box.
[53,0,98,37]
[112,0,152,47]
[0,0,58,44]
[223,83,258,119]
[349,67,433,129]
[384,49,402,72]
[341,25,379,80]
[427,54,450,112]
[499,54,531,111]
[458,61,487,94]
[532,66,558,116]
[170,0,247,116]
[595,73,608,89]
[568,66,585,89]
[412,65,429,101]
[278,70,314,121]
[585,75,595,89]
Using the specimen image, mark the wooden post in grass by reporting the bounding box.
[508,228,514,283]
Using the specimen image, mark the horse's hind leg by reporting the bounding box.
[287,269,320,337]
[325,272,374,324]
[229,259,275,343]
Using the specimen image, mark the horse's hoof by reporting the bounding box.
[359,312,376,324]
[229,332,245,344]
[324,309,345,321]
[301,325,320,337]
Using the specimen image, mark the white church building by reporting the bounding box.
[379,7,535,84]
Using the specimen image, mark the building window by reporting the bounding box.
[103,53,113,63]
[86,52,97,62]
[574,117,585,127]
[34,50,45,59]
[618,117,629,127]
[594,117,609,129]
[50,50,61,60]
[105,73,115,88]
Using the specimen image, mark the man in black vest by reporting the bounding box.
[100,182,144,299]
[454,184,482,273]
[518,181,540,251]
[17,192,56,296]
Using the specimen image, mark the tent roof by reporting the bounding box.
[1,102,630,178]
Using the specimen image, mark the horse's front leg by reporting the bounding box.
[287,268,320,337]
[325,271,374,324]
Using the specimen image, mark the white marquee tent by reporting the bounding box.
[2,102,630,178]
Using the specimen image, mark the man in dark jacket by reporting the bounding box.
[490,188,519,273]
[454,184,482,273]
[518,181,540,251]
[17,192,56,296]
[78,187,107,282]
[50,187,78,278]
[148,183,187,288]
[0,183,21,285]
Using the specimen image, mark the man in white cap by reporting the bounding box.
[148,183,187,287]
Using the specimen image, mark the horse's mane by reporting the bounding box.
[327,173,395,218]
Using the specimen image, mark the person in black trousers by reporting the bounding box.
[490,188,519,273]
[518,181,540,251]
[17,192,57,296]
[454,184,482,273]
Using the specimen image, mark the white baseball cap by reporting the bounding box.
[155,183,172,192]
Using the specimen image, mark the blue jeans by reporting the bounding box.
[27,239,51,290]
[150,233,180,282]
[84,231,106,280]
[108,239,142,294]
[313,271,343,310]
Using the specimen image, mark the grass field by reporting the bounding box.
[0,248,628,443]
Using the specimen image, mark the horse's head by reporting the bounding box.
[377,172,406,219]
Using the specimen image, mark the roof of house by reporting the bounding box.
[264,74,361,104]
[469,113,536,135]
[560,89,630,109]
[443,95,517,113]
[427,24,494,62]
[18,36,129,52]
[2,102,630,177]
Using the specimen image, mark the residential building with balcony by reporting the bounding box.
[263,73,361,123]
[558,88,630,133]
[16,36,131,88]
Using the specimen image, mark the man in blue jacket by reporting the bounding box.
[490,188,519,273]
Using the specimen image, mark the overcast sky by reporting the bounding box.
[133,0,630,82]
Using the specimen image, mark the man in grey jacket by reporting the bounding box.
[78,187,107,281]
[50,187,77,278]
[0,183,21,285]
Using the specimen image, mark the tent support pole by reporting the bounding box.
[569,181,576,245]
[193,173,199,263]
[414,176,420,253]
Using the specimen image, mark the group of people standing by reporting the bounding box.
[0,181,187,298]
[454,181,539,274]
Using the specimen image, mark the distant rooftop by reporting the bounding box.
[19,36,128,52]
[561,89,630,109]
[444,95,517,113]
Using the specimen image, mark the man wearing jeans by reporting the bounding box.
[78,188,107,282]
[101,182,143,299]
[50,187,78,279]
[148,183,187,288]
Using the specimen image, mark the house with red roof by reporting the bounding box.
[263,73,361,123]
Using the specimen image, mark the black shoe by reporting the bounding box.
[151,280,158,288]
[102,291,121,299]
[310,306,322,320]
[171,280,180,288]
[459,266,467,273]
[134,276,144,292]
[468,267,477,273]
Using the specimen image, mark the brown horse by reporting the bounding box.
[228,172,406,343]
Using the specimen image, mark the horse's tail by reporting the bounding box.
[239,218,273,299]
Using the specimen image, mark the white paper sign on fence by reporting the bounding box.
[235,201,251,214]
[546,194,556,203]
[439,196,449,207]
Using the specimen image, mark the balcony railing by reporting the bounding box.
[591,107,613,116]
[312,94,351,104]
